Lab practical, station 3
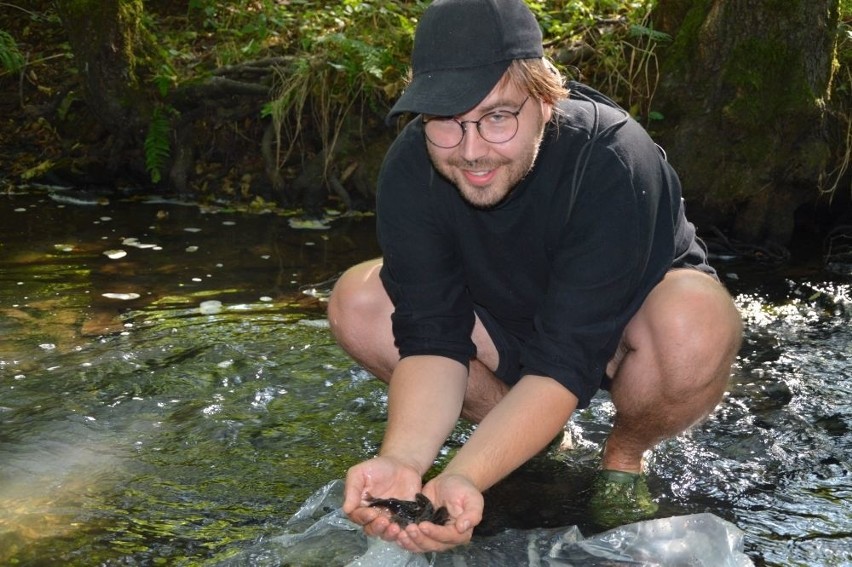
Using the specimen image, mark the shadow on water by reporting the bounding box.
[0,188,850,566]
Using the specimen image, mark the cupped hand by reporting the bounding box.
[342,455,423,541]
[394,473,484,553]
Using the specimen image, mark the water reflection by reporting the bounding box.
[0,189,850,566]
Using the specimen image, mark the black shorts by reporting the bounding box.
[471,263,717,393]
[473,304,616,392]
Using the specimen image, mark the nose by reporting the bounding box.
[458,123,490,162]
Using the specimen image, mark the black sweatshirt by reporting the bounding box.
[376,83,714,408]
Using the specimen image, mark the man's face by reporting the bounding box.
[424,80,552,209]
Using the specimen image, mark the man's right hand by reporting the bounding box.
[342,455,424,540]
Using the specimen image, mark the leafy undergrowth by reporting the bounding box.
[1,1,667,203]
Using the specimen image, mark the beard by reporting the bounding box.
[429,124,546,210]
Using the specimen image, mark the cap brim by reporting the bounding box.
[385,60,511,125]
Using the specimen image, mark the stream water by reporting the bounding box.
[0,188,850,566]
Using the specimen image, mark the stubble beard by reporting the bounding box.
[431,127,546,210]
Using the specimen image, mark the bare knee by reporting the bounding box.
[327,259,397,378]
[661,271,742,371]
[623,270,742,396]
[328,259,388,342]
[607,272,742,455]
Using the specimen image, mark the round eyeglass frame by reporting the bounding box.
[422,96,530,149]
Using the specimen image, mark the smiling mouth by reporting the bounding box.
[462,168,497,186]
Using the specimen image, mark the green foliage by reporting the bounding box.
[230,0,666,168]
[151,0,666,158]
[527,1,666,121]
[56,90,80,121]
[142,0,844,188]
[187,0,218,26]
[153,62,177,97]
[0,30,25,74]
[163,1,414,87]
[630,23,671,44]
[144,106,172,184]
[255,1,421,175]
[184,0,309,63]
[152,1,423,177]
[724,38,813,130]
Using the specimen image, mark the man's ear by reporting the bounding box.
[540,100,554,123]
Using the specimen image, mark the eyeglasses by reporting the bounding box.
[422,96,530,149]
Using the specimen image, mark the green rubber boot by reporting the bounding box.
[588,470,659,529]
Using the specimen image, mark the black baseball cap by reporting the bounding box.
[386,0,543,123]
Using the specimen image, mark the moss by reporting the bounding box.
[764,0,808,16]
[659,0,712,76]
[57,0,146,86]
[117,0,145,83]
[721,39,816,132]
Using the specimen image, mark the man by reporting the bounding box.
[327,0,742,554]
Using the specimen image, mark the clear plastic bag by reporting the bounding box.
[216,480,754,567]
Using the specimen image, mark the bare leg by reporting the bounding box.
[602,269,743,473]
[329,260,742,466]
[327,259,397,381]
[327,258,509,423]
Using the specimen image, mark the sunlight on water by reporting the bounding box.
[0,298,385,564]
[683,279,852,566]
[1,191,850,565]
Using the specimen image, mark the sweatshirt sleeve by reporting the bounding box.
[376,124,477,368]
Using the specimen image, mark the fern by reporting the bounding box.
[0,30,25,74]
[629,24,672,44]
[153,62,178,97]
[144,107,172,184]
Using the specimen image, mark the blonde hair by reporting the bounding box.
[501,57,569,115]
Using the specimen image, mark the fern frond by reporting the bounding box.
[0,30,25,74]
[144,107,172,184]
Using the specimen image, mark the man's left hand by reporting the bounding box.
[393,473,483,553]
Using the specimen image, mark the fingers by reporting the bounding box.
[341,482,364,516]
[363,514,404,541]
[349,504,475,553]
[395,520,474,553]
[342,460,481,553]
[347,499,473,553]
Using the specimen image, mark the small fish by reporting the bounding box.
[366,492,450,527]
